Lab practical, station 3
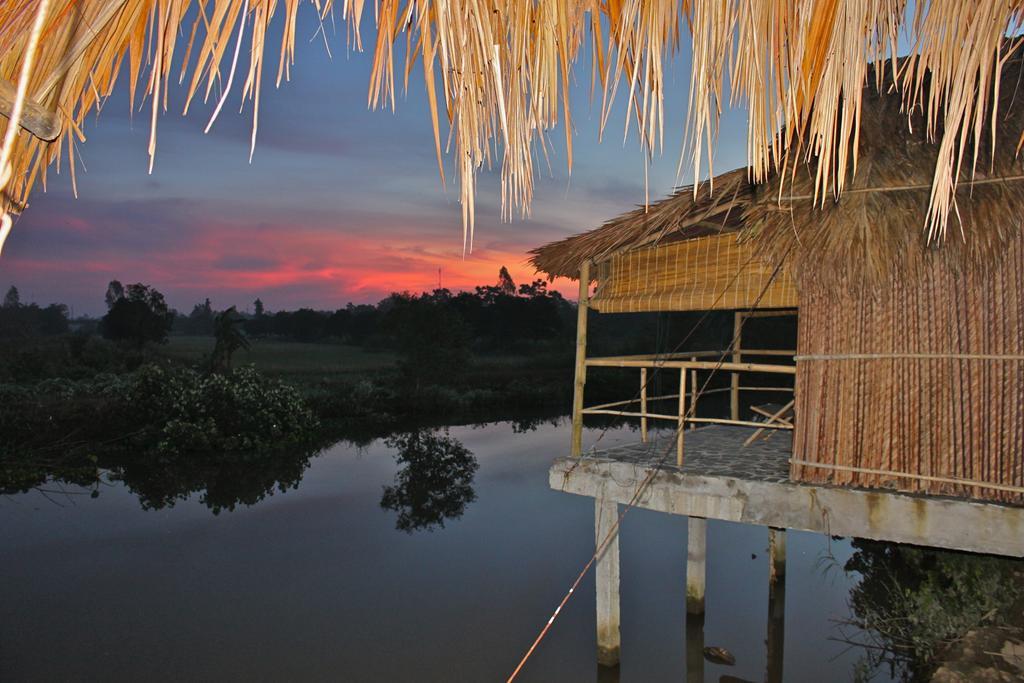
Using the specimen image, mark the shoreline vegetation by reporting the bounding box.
[1,270,714,496]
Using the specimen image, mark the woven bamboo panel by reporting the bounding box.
[791,236,1024,503]
[591,233,798,313]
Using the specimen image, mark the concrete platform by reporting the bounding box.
[552,425,1024,558]
[555,425,1024,670]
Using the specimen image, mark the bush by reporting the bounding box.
[0,364,319,460]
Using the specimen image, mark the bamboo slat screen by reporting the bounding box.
[791,235,1024,503]
[591,233,798,313]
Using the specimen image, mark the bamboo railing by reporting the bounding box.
[576,349,796,467]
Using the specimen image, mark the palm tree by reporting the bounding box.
[211,306,250,372]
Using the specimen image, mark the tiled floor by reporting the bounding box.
[580,425,792,483]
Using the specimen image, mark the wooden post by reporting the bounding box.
[640,367,648,443]
[677,367,687,466]
[571,261,591,457]
[731,311,743,420]
[767,528,787,682]
[596,492,621,667]
[686,517,706,614]
[689,357,698,430]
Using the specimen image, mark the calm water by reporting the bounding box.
[3,420,900,681]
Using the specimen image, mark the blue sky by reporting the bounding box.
[1,10,748,316]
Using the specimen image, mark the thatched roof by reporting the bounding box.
[529,169,753,279]
[2,2,1024,254]
[531,52,1024,288]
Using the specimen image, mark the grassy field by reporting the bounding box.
[163,336,398,378]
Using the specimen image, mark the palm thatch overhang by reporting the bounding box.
[531,50,1024,310]
[5,2,1024,254]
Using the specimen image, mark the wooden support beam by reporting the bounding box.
[639,367,648,443]
[0,79,61,142]
[731,311,742,420]
[744,399,797,447]
[570,261,590,457]
[585,358,796,373]
[689,357,697,430]
[588,349,795,361]
[677,368,686,467]
[742,309,798,319]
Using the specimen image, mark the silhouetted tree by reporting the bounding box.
[183,298,215,335]
[497,266,516,296]
[3,285,19,308]
[518,279,548,297]
[0,300,68,338]
[101,283,174,347]
[210,306,250,372]
[104,280,124,309]
[383,295,471,387]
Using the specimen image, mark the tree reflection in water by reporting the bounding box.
[2,444,321,515]
[380,430,479,533]
[838,539,1024,682]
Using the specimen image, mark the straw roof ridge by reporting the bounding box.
[533,47,1024,287]
[528,168,754,280]
[745,47,1024,289]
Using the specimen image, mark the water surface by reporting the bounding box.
[3,420,900,681]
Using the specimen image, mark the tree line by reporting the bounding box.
[1,267,578,357]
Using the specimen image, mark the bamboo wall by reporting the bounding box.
[791,236,1024,503]
[592,233,798,313]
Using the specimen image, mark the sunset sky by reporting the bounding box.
[2,13,748,316]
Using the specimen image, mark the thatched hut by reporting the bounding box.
[531,56,1024,504]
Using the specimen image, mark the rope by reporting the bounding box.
[773,172,1024,203]
[0,0,51,257]
[794,352,1024,361]
[507,248,793,682]
[789,459,1024,496]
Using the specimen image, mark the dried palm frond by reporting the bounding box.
[533,49,1024,289]
[2,0,1024,255]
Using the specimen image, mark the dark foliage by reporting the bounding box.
[841,539,1024,681]
[101,283,174,347]
[0,300,69,337]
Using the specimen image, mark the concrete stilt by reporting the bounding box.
[595,494,621,667]
[686,517,707,615]
[597,663,621,683]
[769,527,787,584]
[766,528,787,683]
[685,610,705,683]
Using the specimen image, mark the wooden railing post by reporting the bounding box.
[571,261,591,457]
[640,367,648,443]
[689,356,698,430]
[677,366,687,467]
[730,311,743,420]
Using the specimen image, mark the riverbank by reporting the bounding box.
[0,333,586,492]
[161,334,580,426]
